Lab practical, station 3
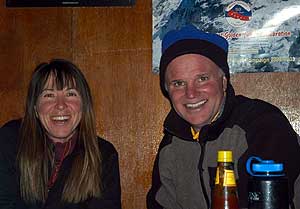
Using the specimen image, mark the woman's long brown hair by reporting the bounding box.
[17,59,102,203]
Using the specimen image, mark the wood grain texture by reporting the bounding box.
[0,0,299,208]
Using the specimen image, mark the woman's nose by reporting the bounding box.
[55,95,67,110]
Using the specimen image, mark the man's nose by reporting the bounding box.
[185,83,197,99]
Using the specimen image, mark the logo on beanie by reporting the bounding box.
[225,1,252,27]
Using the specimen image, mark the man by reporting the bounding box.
[147,25,300,209]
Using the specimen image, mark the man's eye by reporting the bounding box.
[198,76,209,82]
[172,80,185,87]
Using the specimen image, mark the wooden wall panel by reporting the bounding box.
[0,0,299,208]
[0,5,73,125]
[0,6,25,120]
[73,8,151,54]
[74,49,169,209]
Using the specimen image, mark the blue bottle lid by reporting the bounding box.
[246,157,284,177]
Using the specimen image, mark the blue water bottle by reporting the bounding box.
[246,156,289,209]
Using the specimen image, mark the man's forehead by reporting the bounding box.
[165,54,223,77]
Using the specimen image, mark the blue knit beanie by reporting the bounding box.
[159,25,229,98]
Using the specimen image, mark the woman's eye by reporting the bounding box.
[67,92,76,97]
[66,90,78,97]
[43,93,55,98]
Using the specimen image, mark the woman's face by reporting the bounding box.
[35,75,82,143]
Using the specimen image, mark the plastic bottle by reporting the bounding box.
[246,156,289,209]
[211,150,239,209]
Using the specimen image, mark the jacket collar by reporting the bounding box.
[163,83,236,142]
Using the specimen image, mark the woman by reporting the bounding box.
[0,59,122,209]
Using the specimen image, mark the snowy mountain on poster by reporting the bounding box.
[152,0,300,73]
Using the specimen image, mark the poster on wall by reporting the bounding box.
[152,0,300,74]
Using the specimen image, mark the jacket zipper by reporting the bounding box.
[198,141,210,209]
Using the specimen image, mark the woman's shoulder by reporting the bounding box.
[96,136,118,158]
[0,119,21,162]
[0,119,22,147]
[1,118,22,131]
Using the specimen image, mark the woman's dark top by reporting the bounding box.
[0,119,122,209]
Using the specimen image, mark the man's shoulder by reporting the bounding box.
[226,95,290,131]
[234,95,283,117]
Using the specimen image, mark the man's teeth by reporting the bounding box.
[186,100,207,108]
[52,116,70,121]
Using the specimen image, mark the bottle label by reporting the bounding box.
[215,167,220,184]
[224,169,236,186]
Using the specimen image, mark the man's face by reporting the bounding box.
[165,54,227,131]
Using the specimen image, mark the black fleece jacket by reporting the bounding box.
[147,84,300,209]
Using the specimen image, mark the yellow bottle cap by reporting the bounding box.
[217,150,233,162]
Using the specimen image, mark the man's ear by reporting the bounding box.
[222,76,227,92]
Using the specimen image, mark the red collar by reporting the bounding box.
[48,132,78,189]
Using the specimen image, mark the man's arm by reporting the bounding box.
[147,133,173,209]
[292,135,300,209]
[244,110,300,208]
